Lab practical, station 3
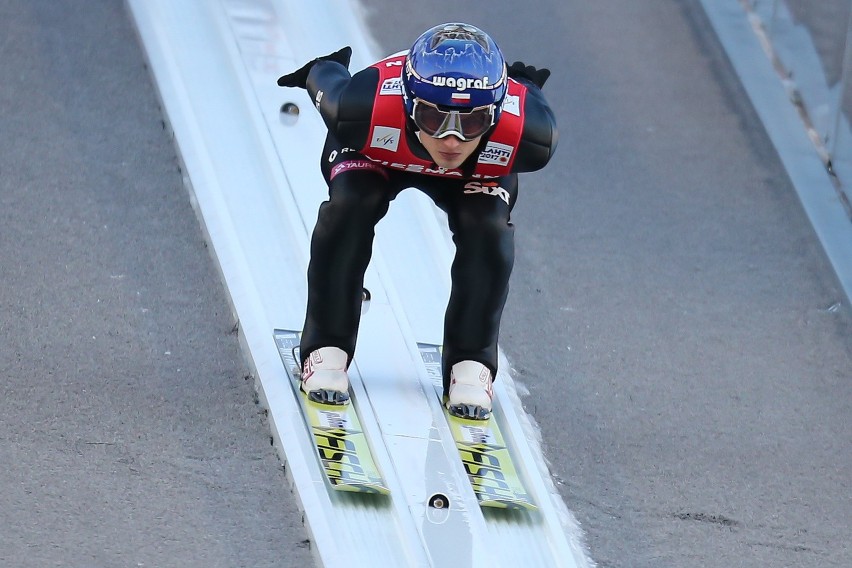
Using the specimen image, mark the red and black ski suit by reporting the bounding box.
[299,52,558,393]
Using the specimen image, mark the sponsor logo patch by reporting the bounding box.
[477,141,514,166]
[380,77,402,95]
[463,181,510,205]
[431,75,491,91]
[330,160,388,180]
[501,93,520,116]
[360,157,500,179]
[369,126,400,151]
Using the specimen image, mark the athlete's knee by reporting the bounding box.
[451,207,514,244]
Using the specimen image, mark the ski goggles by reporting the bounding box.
[411,98,495,141]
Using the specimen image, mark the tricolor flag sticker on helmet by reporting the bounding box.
[452,93,471,101]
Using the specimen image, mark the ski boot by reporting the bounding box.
[301,346,350,405]
[446,360,493,420]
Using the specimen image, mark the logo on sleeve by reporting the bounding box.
[477,141,514,165]
[370,126,401,152]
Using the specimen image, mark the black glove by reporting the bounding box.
[277,46,353,88]
[507,61,551,89]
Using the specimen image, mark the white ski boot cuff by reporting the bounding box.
[447,360,494,420]
[301,346,350,405]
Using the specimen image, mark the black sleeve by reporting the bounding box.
[512,81,558,173]
[306,62,379,150]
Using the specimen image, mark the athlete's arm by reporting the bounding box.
[305,62,379,150]
[277,47,377,149]
[505,61,558,173]
[512,83,558,173]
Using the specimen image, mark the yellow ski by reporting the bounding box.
[419,344,536,511]
[274,330,389,495]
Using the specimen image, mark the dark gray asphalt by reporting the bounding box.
[0,1,312,566]
[361,1,852,567]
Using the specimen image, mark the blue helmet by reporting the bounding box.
[402,23,508,121]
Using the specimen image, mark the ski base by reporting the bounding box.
[419,344,537,511]
[274,330,390,496]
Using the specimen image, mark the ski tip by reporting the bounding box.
[307,388,350,405]
[447,402,491,421]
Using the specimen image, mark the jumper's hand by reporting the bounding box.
[277,46,353,88]
[507,61,551,89]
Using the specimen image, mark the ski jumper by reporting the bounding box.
[300,53,558,393]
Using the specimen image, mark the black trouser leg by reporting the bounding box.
[436,176,518,393]
[300,171,392,367]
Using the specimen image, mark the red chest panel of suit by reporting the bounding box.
[359,54,528,179]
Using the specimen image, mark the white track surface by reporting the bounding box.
[127,1,593,566]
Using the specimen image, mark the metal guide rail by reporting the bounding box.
[127,0,593,566]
